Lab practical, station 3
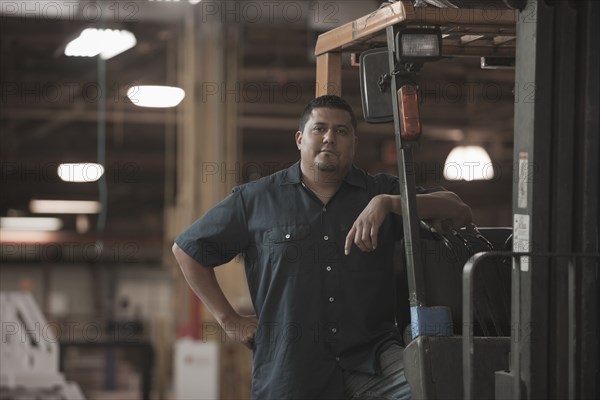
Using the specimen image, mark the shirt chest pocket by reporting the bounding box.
[266,224,312,277]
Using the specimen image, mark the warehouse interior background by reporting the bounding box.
[1,0,587,399]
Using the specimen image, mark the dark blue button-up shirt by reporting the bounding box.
[176,161,405,399]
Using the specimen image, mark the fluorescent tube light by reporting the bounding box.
[65,28,136,60]
[127,85,185,108]
[30,200,102,214]
[443,145,495,181]
[149,0,202,3]
[0,217,63,231]
[58,163,104,182]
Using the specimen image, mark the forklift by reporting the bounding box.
[314,1,599,398]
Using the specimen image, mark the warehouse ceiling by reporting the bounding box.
[1,10,173,247]
[0,1,516,262]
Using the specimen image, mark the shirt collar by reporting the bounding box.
[281,161,367,190]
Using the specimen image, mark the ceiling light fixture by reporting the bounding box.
[148,0,203,4]
[64,28,137,59]
[0,217,63,231]
[58,163,105,183]
[30,200,102,214]
[443,145,495,181]
[127,85,186,108]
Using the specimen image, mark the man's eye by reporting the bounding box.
[313,126,325,133]
[336,129,348,135]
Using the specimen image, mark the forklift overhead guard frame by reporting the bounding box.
[313,0,516,315]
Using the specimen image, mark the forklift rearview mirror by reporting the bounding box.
[359,47,394,124]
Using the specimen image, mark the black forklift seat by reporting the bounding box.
[394,227,513,399]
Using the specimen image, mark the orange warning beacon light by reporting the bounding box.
[397,85,421,141]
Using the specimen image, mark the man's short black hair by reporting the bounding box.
[298,95,357,132]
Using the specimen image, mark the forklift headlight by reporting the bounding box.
[395,28,442,61]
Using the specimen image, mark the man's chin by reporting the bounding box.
[316,162,337,172]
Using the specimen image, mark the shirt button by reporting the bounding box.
[335,356,340,361]
[331,327,337,334]
[323,235,329,240]
[329,297,335,302]
[326,266,332,272]
[285,233,291,239]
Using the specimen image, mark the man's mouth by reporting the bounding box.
[320,149,338,156]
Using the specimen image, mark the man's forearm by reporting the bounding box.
[416,191,472,224]
[172,243,238,326]
[380,192,472,227]
[380,194,403,215]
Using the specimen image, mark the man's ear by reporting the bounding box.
[295,131,302,149]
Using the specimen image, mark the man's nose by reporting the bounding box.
[323,129,336,144]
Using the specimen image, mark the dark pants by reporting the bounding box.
[343,344,412,400]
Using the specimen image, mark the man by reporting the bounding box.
[173,95,472,399]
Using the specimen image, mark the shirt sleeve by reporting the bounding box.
[174,187,250,267]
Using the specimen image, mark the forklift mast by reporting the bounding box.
[314,1,599,398]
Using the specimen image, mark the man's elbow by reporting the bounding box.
[172,243,209,272]
[172,242,188,268]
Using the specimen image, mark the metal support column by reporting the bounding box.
[511,0,553,397]
[509,0,600,398]
[385,25,426,311]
